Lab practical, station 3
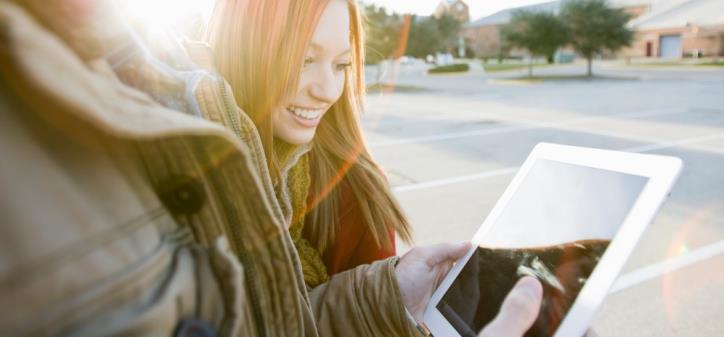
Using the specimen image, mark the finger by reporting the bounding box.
[425,241,471,267]
[479,277,543,337]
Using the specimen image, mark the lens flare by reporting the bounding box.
[119,0,216,37]
[661,202,720,321]
[365,15,412,133]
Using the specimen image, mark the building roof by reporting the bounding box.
[464,0,723,30]
[631,0,724,29]
[466,1,561,27]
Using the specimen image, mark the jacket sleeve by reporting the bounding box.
[308,257,423,337]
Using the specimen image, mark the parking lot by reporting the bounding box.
[362,61,724,336]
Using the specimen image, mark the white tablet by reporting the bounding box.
[423,143,682,337]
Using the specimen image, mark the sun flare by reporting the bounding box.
[119,0,216,36]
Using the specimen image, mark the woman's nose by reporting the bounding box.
[309,65,341,103]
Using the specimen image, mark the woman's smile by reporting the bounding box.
[286,105,325,127]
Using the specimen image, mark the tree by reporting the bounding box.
[435,13,463,54]
[562,0,633,77]
[405,16,441,58]
[363,6,463,68]
[406,13,463,59]
[363,5,405,83]
[363,5,402,65]
[501,10,569,77]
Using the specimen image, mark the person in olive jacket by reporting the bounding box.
[0,1,543,336]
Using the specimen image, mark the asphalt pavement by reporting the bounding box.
[362,60,724,336]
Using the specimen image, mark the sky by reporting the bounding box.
[362,0,555,21]
[119,0,557,31]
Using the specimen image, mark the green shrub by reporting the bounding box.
[700,61,724,67]
[428,63,470,74]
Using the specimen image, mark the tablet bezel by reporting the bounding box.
[423,142,682,337]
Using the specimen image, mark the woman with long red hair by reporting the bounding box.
[206,0,412,288]
[200,0,543,334]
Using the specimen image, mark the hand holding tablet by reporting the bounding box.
[395,244,546,337]
[421,143,682,337]
[396,242,473,322]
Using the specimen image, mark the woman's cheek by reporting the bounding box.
[336,73,345,97]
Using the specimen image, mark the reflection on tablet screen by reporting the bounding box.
[437,160,648,337]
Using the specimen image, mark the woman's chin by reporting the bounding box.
[276,129,316,145]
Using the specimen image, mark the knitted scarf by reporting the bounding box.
[273,140,329,287]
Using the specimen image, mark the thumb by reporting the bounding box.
[479,276,543,337]
[426,241,471,266]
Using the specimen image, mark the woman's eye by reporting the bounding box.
[303,57,314,66]
[335,62,352,71]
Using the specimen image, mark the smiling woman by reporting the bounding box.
[206,0,413,288]
[272,1,351,145]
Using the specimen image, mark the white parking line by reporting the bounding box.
[392,131,724,193]
[624,132,724,153]
[610,239,724,294]
[393,167,519,193]
[370,108,684,148]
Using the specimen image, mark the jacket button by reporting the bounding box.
[157,175,205,216]
[173,318,216,337]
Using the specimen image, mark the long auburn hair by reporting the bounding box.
[207,0,412,252]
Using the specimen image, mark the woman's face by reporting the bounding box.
[272,0,351,145]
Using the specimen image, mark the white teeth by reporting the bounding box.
[288,106,322,120]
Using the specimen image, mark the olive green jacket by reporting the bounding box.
[0,2,419,337]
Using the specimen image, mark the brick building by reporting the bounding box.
[623,0,724,58]
[460,1,561,58]
[434,0,470,23]
[460,0,724,59]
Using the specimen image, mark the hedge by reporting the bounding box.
[427,63,470,74]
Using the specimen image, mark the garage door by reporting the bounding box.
[659,34,682,58]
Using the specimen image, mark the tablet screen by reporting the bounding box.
[436,159,649,337]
